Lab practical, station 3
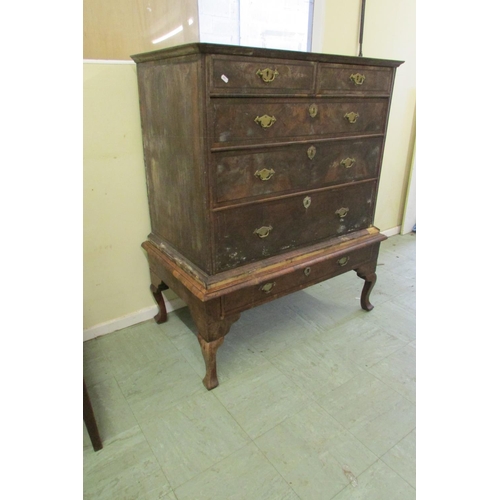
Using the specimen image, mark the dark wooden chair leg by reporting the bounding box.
[83,380,103,451]
[149,282,168,324]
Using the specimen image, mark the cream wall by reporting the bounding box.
[83,62,150,332]
[83,63,186,336]
[320,0,416,231]
[83,0,416,336]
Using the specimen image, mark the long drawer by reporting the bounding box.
[222,243,375,315]
[210,55,315,95]
[213,137,383,205]
[211,98,389,146]
[214,181,376,272]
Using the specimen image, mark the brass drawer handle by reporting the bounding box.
[254,168,275,181]
[340,157,356,168]
[307,145,316,160]
[344,112,359,124]
[255,114,277,128]
[350,73,366,85]
[309,104,318,118]
[254,225,273,238]
[303,196,311,209]
[304,267,311,276]
[335,207,349,218]
[256,68,279,83]
[260,282,276,293]
[337,256,350,266]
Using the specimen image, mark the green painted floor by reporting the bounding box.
[84,233,416,499]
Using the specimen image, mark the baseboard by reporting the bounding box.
[83,296,187,342]
[381,226,402,238]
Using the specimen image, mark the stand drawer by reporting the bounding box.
[222,244,374,315]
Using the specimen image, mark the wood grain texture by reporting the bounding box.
[143,231,385,308]
[213,137,383,205]
[134,43,402,388]
[211,97,389,148]
[317,63,393,95]
[131,43,404,68]
[214,181,376,272]
[210,55,315,95]
[136,55,212,273]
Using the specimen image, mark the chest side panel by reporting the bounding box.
[137,56,212,273]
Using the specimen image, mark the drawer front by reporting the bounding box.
[214,137,383,204]
[222,244,374,315]
[215,181,376,272]
[210,55,315,94]
[212,98,388,146]
[317,64,393,94]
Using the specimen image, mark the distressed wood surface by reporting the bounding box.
[214,181,376,272]
[211,98,389,148]
[134,43,402,388]
[142,228,386,301]
[213,136,383,205]
[131,42,404,68]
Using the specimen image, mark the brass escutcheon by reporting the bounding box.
[260,282,276,293]
[344,112,359,124]
[335,207,349,218]
[303,196,312,209]
[350,73,366,85]
[340,157,356,168]
[307,145,316,159]
[254,168,275,181]
[337,256,350,266]
[309,103,318,118]
[256,68,279,83]
[253,225,273,238]
[255,114,277,128]
[304,267,311,276]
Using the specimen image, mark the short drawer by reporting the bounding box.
[222,244,374,315]
[214,181,376,272]
[317,64,393,95]
[213,137,383,204]
[209,55,315,95]
[211,98,388,146]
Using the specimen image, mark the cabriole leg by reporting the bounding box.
[359,272,377,311]
[149,271,169,324]
[356,263,378,312]
[197,335,225,390]
[190,304,241,390]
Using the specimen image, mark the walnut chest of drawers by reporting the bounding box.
[131,43,403,389]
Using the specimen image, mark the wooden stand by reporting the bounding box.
[144,228,385,390]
